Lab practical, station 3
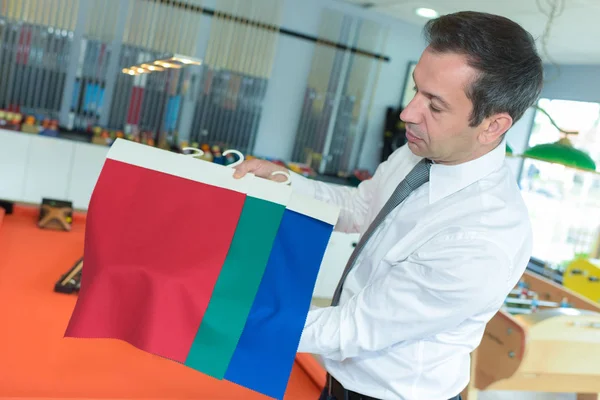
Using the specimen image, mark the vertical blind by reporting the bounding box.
[0,0,387,175]
[291,8,388,175]
[187,0,281,154]
[0,0,282,154]
[0,0,78,119]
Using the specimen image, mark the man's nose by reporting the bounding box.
[400,96,422,124]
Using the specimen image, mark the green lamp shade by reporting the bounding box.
[523,138,597,172]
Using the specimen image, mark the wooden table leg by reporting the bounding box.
[577,394,600,400]
[461,386,478,400]
[461,350,479,400]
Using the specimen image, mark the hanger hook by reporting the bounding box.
[271,170,291,185]
[182,147,204,157]
[223,149,244,168]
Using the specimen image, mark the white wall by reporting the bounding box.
[540,64,600,104]
[253,0,426,173]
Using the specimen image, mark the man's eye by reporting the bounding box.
[430,105,441,113]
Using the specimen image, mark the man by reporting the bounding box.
[234,11,543,400]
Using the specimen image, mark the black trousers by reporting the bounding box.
[318,380,463,400]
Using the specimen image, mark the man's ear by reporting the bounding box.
[480,113,513,145]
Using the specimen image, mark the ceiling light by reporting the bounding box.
[415,7,438,19]
[172,56,202,65]
[122,68,137,76]
[141,63,165,72]
[153,60,182,69]
[122,53,202,75]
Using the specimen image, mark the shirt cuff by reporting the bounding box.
[297,306,343,360]
[289,171,318,198]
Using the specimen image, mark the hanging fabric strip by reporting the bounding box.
[225,193,339,399]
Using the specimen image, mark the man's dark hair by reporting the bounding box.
[424,11,544,127]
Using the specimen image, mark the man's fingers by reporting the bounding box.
[232,159,286,181]
[232,162,248,178]
[232,159,261,178]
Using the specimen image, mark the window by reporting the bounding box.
[518,98,600,271]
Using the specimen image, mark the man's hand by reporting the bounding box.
[233,159,290,183]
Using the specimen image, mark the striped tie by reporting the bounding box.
[331,158,432,306]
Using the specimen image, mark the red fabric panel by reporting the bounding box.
[65,159,245,363]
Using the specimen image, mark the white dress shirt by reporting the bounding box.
[290,141,532,400]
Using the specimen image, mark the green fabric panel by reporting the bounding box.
[185,195,285,379]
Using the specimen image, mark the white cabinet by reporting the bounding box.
[0,129,110,210]
[0,130,31,202]
[22,135,75,204]
[67,142,109,210]
[313,231,359,299]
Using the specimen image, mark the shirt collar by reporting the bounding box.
[428,138,507,204]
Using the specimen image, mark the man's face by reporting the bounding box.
[400,48,495,165]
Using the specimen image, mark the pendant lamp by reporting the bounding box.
[522,106,597,173]
[523,137,596,172]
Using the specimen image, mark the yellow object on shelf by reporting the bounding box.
[21,115,39,134]
[563,258,600,304]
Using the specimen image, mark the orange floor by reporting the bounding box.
[0,205,325,399]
